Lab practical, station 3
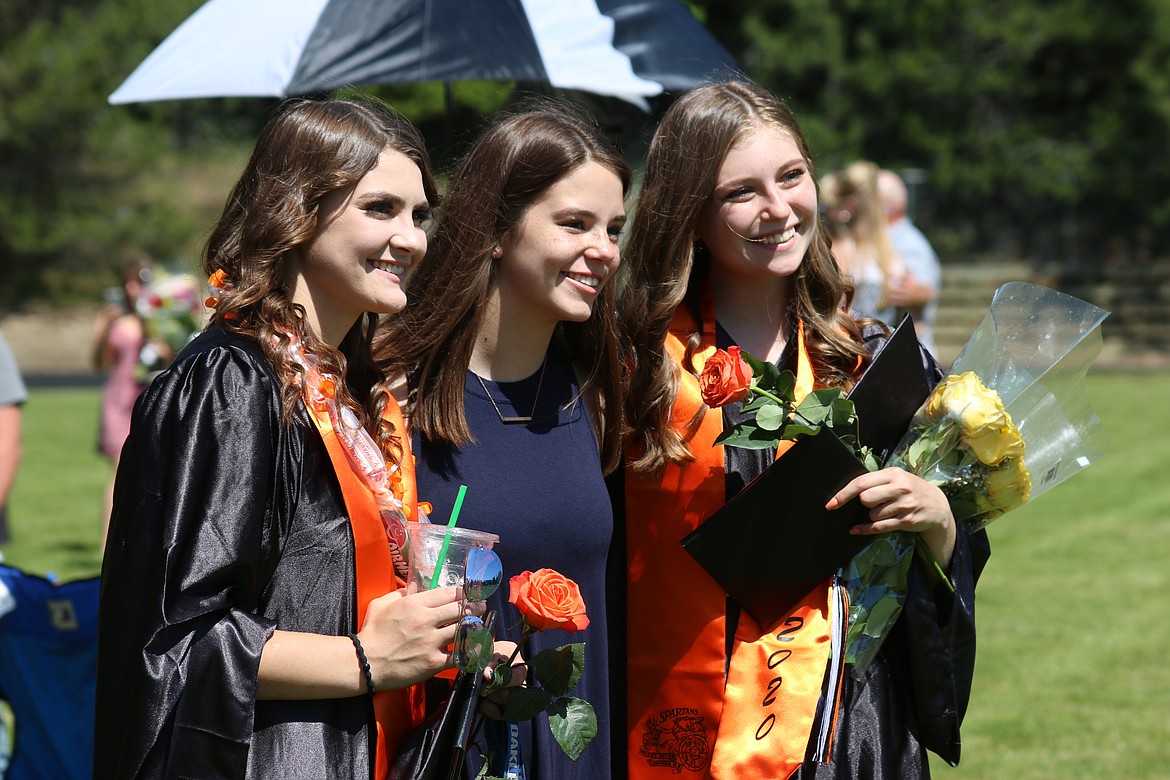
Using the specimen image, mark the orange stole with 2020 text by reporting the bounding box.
[625,305,832,779]
[307,394,423,780]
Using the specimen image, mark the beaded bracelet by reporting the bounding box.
[349,633,376,696]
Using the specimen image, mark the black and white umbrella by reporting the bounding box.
[108,0,738,110]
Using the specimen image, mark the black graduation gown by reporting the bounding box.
[720,323,991,779]
[94,327,375,779]
[792,526,989,778]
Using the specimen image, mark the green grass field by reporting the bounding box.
[2,374,1168,776]
[953,372,1170,779]
[3,387,107,581]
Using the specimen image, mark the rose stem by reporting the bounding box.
[913,535,956,594]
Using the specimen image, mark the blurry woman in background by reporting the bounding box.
[821,160,906,326]
[90,254,153,546]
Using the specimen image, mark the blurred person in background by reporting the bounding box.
[821,161,905,327]
[90,254,154,547]
[877,169,942,356]
[0,328,27,546]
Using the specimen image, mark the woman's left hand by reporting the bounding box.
[826,467,957,571]
[477,640,527,720]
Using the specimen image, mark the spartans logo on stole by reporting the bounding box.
[639,708,712,773]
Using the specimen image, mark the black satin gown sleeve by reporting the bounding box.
[94,327,372,780]
[793,324,992,779]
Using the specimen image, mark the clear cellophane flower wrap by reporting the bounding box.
[841,282,1110,674]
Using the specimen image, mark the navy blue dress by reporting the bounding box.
[413,349,614,780]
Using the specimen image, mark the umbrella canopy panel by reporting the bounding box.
[597,0,740,92]
[109,0,738,109]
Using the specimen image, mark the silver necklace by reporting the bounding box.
[474,360,547,424]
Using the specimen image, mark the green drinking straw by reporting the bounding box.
[429,484,468,589]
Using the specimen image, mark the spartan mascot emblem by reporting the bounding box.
[640,708,711,773]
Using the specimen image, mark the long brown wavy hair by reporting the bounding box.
[375,104,630,475]
[621,80,870,476]
[203,97,439,464]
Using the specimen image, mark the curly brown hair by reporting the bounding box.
[620,80,871,476]
[203,97,439,464]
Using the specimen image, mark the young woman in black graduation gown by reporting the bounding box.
[95,98,470,779]
[618,80,989,779]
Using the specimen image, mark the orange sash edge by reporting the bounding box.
[308,395,423,780]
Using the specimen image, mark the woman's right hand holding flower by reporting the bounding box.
[827,467,957,572]
[478,640,528,719]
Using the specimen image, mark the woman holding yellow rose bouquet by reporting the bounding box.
[842,280,1107,673]
[617,79,990,780]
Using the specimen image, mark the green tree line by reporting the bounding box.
[697,0,1170,267]
[3,0,1168,307]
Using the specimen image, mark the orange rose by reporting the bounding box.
[508,568,590,633]
[699,346,753,408]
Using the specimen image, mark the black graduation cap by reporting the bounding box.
[680,317,931,627]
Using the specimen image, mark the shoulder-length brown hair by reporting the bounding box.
[620,79,869,476]
[376,103,630,474]
[203,97,439,463]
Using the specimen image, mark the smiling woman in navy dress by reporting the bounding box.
[376,104,628,779]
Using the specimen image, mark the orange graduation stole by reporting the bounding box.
[307,393,424,780]
[626,300,837,780]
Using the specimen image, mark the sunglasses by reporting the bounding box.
[453,544,503,673]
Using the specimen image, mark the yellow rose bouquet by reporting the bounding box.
[843,282,1110,672]
[892,370,1031,527]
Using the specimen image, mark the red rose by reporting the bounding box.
[699,346,753,408]
[508,568,590,633]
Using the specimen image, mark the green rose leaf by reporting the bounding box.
[503,686,554,722]
[830,396,858,427]
[547,697,598,761]
[755,403,786,431]
[771,369,797,397]
[744,354,790,396]
[863,586,905,629]
[860,447,882,471]
[742,351,769,376]
[794,388,839,425]
[740,394,775,413]
[532,643,585,697]
[781,421,820,439]
[905,434,938,470]
[713,423,787,449]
